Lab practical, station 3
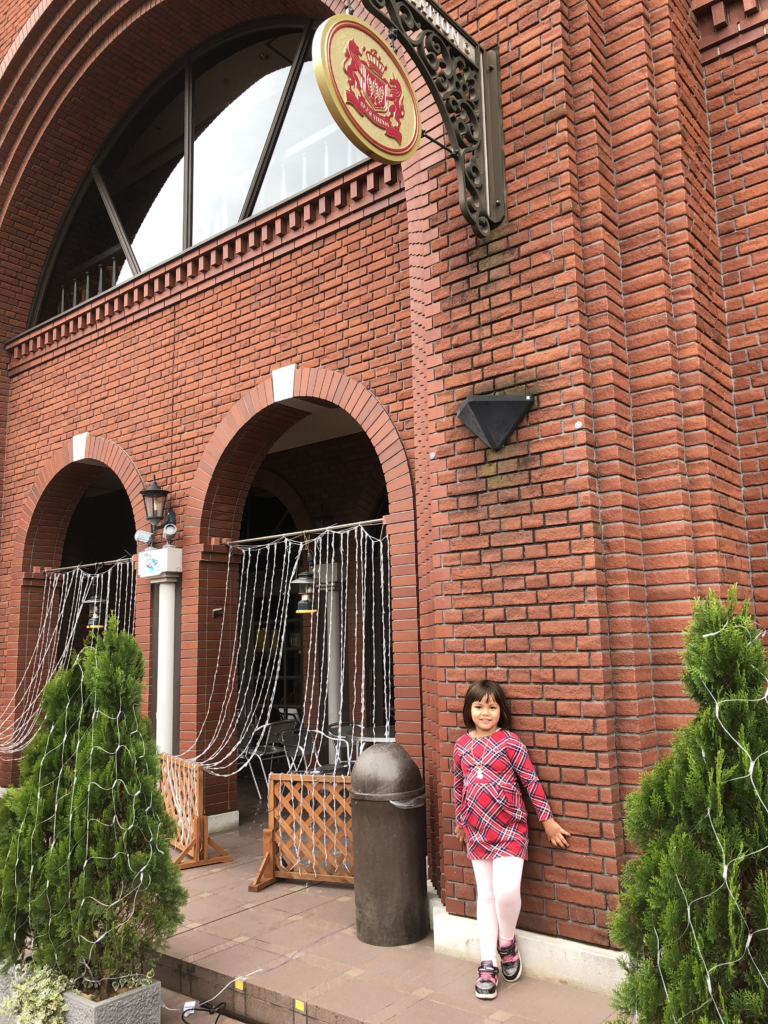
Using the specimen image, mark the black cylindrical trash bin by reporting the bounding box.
[351,742,430,946]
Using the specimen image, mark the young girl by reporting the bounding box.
[454,679,570,1000]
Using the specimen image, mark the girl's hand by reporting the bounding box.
[543,818,570,849]
[455,826,467,850]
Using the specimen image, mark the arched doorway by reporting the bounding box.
[238,404,391,776]
[183,367,418,818]
[1,441,146,785]
[52,466,137,659]
[18,457,139,667]
[20,458,138,656]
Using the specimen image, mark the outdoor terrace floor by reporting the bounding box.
[159,783,617,1024]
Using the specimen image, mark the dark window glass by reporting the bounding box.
[192,33,301,244]
[37,179,126,323]
[256,60,365,214]
[100,71,185,280]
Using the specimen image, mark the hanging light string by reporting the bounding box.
[181,521,392,778]
[1,525,391,774]
[2,643,170,989]
[0,559,135,755]
[633,619,768,1023]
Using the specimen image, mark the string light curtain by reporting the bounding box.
[186,521,393,777]
[0,558,135,755]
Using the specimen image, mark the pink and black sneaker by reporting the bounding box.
[498,936,522,983]
[474,960,498,999]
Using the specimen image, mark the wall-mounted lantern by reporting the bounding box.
[458,394,535,450]
[139,478,168,546]
[136,476,179,756]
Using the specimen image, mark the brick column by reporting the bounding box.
[180,542,240,816]
[384,510,423,768]
[0,570,46,785]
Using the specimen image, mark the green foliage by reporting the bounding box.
[1,964,69,1024]
[112,966,155,993]
[80,965,155,995]
[0,617,187,993]
[609,587,768,1023]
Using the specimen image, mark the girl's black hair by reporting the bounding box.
[462,679,512,731]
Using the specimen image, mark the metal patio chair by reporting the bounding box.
[317,723,355,775]
[241,720,297,798]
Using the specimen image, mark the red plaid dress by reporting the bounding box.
[453,729,552,860]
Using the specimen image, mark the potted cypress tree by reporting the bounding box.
[610,587,768,1023]
[0,616,187,1023]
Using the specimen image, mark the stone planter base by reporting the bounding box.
[0,973,161,1024]
[0,969,14,1024]
[64,981,161,1024]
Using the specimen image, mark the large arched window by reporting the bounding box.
[33,19,365,325]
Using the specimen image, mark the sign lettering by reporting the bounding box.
[408,0,477,63]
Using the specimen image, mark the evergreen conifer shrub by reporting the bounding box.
[610,587,768,1023]
[0,616,186,998]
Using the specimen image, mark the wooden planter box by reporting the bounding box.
[0,972,161,1024]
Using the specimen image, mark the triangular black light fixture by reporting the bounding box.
[457,393,535,450]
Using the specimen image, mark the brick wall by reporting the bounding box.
[704,28,768,623]
[0,0,41,65]
[0,190,412,804]
[0,0,767,950]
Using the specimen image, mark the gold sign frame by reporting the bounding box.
[313,14,421,165]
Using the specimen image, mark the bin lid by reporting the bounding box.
[351,742,425,801]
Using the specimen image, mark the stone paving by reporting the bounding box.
[161,987,239,1023]
[159,786,618,1024]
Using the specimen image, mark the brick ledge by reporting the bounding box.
[694,0,768,62]
[6,162,403,374]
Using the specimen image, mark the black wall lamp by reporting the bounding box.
[137,478,169,548]
[458,394,535,450]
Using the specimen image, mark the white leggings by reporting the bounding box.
[472,856,525,963]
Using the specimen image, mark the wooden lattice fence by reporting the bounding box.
[160,753,231,870]
[250,773,353,891]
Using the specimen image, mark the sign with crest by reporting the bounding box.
[313,15,421,164]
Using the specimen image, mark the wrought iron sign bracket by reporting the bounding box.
[359,0,507,238]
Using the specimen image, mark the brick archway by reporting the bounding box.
[2,434,148,785]
[17,433,145,571]
[186,367,414,543]
[182,368,420,816]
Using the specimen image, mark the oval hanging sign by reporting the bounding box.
[313,15,421,165]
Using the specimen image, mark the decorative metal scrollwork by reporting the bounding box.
[359,0,506,238]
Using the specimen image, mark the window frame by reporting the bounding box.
[30,16,325,328]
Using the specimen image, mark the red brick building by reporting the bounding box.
[0,0,765,956]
